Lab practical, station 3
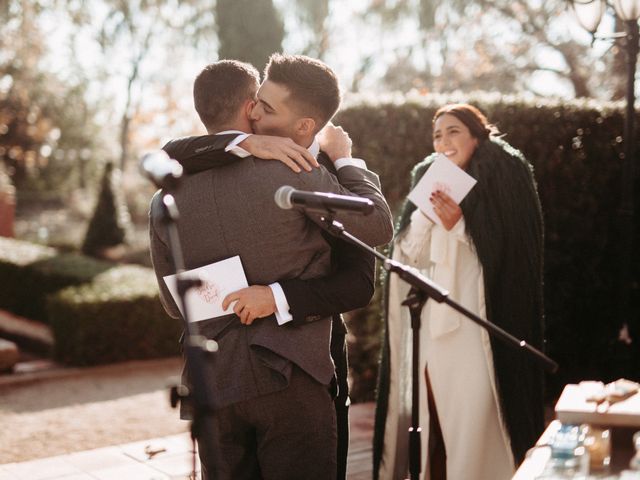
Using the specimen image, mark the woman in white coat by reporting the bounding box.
[373,104,545,480]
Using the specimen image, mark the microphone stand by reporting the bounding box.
[158,192,218,480]
[319,214,558,480]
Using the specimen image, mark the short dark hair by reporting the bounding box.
[193,60,260,131]
[433,103,499,140]
[265,54,341,132]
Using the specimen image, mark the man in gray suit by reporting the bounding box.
[149,58,392,479]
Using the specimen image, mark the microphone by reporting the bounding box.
[139,150,184,189]
[275,185,374,215]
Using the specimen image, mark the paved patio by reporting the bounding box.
[0,308,375,479]
[0,402,375,480]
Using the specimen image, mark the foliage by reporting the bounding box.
[0,0,102,196]
[2,0,622,207]
[0,162,14,237]
[0,236,179,365]
[365,0,621,99]
[345,286,386,402]
[216,0,285,72]
[48,264,181,366]
[94,0,213,170]
[0,162,12,192]
[289,0,330,59]
[336,92,640,401]
[0,237,113,322]
[81,163,132,257]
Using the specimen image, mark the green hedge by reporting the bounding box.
[48,265,181,366]
[0,237,113,322]
[335,92,640,401]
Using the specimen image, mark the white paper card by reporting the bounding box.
[407,154,477,226]
[163,255,248,322]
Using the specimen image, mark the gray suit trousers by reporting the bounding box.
[198,365,337,480]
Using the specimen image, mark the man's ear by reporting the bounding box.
[244,99,256,119]
[295,117,316,136]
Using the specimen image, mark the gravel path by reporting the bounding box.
[0,357,189,464]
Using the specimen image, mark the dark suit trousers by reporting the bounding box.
[198,365,337,480]
[331,324,350,480]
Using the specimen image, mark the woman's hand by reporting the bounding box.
[430,190,462,231]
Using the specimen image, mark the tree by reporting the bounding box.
[293,0,330,59]
[65,0,218,172]
[96,0,176,171]
[216,0,285,72]
[0,0,101,194]
[365,0,621,99]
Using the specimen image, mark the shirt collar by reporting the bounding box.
[215,130,247,135]
[308,138,320,159]
[215,131,320,159]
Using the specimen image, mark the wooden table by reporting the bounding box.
[513,383,640,479]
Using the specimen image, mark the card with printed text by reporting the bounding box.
[163,255,248,322]
[407,154,477,226]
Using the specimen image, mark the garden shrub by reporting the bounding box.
[48,264,181,366]
[0,237,112,322]
[82,162,132,257]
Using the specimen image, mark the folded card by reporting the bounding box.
[163,255,248,322]
[407,154,477,226]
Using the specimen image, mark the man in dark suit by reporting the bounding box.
[163,54,384,480]
[150,57,392,479]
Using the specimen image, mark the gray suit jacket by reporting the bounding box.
[149,155,392,408]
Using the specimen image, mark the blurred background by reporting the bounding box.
[0,0,627,248]
[0,0,638,405]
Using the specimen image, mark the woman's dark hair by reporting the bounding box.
[433,103,499,140]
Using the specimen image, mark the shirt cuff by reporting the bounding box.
[334,157,367,170]
[269,282,292,325]
[225,133,251,158]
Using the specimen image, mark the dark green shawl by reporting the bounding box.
[373,137,545,477]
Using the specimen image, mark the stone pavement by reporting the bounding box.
[0,308,375,479]
[0,402,375,480]
[0,433,198,480]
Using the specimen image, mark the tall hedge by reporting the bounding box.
[335,92,640,400]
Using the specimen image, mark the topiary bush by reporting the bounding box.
[48,264,181,366]
[0,237,112,322]
[82,162,132,257]
[336,92,640,402]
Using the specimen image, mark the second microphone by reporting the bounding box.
[275,185,375,215]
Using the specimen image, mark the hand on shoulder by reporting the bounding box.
[240,135,319,173]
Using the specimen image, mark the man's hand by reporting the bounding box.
[317,122,352,162]
[430,190,463,231]
[222,285,277,325]
[239,135,319,173]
